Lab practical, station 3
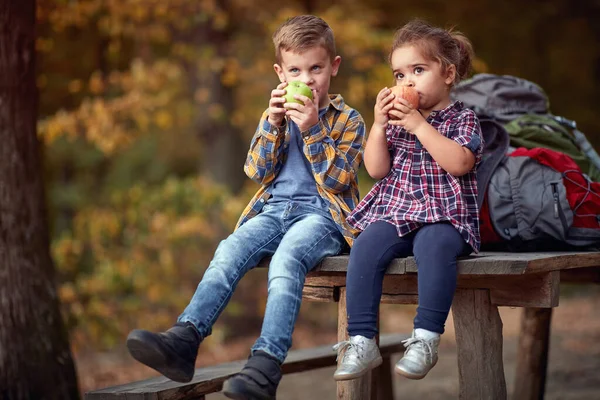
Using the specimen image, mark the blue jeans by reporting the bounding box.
[346,221,472,338]
[178,201,346,363]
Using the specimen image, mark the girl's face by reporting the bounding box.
[390,44,456,116]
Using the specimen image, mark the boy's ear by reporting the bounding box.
[330,56,342,77]
[444,64,456,85]
[273,63,286,83]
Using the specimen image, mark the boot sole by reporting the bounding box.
[394,358,438,380]
[126,330,193,383]
[333,356,383,381]
[222,377,275,400]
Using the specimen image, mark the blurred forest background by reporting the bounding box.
[33,0,600,384]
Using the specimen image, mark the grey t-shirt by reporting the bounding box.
[269,109,330,214]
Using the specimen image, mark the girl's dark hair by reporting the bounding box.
[389,19,474,85]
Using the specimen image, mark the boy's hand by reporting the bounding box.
[284,88,319,132]
[268,82,288,127]
[388,98,426,133]
[374,87,395,130]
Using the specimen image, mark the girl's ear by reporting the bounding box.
[444,64,457,86]
[273,63,286,83]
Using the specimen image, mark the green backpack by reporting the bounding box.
[504,114,600,182]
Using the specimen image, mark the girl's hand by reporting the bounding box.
[388,97,426,133]
[267,82,288,127]
[373,87,395,129]
[285,89,319,132]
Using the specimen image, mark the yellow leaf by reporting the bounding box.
[154,110,173,129]
[59,283,77,304]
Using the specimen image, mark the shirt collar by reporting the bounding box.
[327,94,345,112]
[428,100,464,121]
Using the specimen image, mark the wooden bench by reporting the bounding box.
[86,251,600,400]
[302,251,600,400]
[85,333,407,399]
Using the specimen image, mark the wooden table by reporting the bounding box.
[301,251,600,400]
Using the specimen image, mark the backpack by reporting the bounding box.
[452,73,600,182]
[453,74,600,250]
[483,148,600,251]
[450,73,549,123]
[505,114,600,182]
[475,119,510,210]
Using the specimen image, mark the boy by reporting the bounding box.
[126,15,365,400]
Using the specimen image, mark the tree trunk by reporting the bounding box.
[0,1,80,398]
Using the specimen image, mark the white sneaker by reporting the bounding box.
[332,335,382,381]
[394,329,440,379]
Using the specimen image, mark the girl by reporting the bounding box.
[333,19,483,381]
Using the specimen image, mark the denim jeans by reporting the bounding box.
[345,221,472,338]
[178,201,346,363]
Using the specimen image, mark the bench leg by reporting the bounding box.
[376,355,394,400]
[337,287,371,400]
[452,289,507,400]
[513,307,552,400]
[370,320,379,400]
[370,318,390,400]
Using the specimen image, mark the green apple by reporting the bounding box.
[284,81,313,107]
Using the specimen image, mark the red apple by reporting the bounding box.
[390,85,419,109]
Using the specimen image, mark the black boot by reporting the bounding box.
[222,351,282,400]
[126,322,201,383]
[223,351,281,400]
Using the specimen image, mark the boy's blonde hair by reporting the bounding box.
[272,15,336,64]
[389,19,474,85]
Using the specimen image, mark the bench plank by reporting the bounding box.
[85,334,407,400]
[301,285,338,302]
[307,271,561,308]
[488,271,559,308]
[560,266,600,283]
[523,252,600,273]
[298,251,600,276]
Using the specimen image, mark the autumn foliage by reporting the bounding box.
[35,0,600,352]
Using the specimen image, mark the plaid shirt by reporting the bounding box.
[236,94,366,247]
[347,101,483,251]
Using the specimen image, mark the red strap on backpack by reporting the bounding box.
[479,196,503,244]
[510,147,600,228]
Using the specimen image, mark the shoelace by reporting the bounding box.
[401,337,434,365]
[333,340,364,362]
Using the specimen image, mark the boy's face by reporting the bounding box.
[274,46,341,109]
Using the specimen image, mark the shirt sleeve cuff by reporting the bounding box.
[455,133,482,155]
[262,117,286,139]
[301,121,326,143]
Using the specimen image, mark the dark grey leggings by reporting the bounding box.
[346,221,472,338]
